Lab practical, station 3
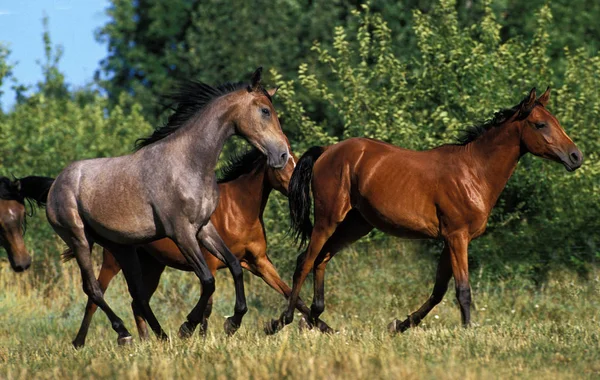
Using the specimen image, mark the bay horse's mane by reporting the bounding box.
[456,97,538,145]
[0,177,22,202]
[135,79,273,150]
[217,147,265,184]
[0,175,54,232]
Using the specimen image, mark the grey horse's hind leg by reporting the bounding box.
[54,224,132,347]
[197,221,247,336]
[173,227,217,339]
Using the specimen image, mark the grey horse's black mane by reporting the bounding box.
[217,148,265,184]
[135,81,247,150]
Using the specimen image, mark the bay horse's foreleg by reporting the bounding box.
[72,248,121,348]
[130,251,166,340]
[446,232,472,326]
[389,245,452,334]
[197,221,247,336]
[108,245,169,342]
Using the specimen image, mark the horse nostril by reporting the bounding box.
[280,151,289,163]
[570,151,581,164]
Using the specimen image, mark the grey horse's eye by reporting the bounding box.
[261,108,270,117]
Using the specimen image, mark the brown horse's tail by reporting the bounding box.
[289,145,326,248]
[61,248,76,263]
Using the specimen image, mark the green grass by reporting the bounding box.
[1,242,599,379]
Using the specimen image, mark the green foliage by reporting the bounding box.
[269,1,600,279]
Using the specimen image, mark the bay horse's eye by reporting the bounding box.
[535,122,546,129]
[261,108,271,117]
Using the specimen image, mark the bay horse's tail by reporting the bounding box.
[289,146,326,248]
[62,248,75,263]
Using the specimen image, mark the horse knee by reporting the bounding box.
[201,276,216,296]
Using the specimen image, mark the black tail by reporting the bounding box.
[61,248,76,263]
[289,146,326,248]
[17,176,55,207]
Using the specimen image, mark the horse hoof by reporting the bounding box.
[199,320,209,337]
[264,319,281,335]
[387,319,401,334]
[224,317,239,337]
[298,316,312,331]
[178,322,195,339]
[117,336,133,346]
[388,318,411,334]
[72,339,85,349]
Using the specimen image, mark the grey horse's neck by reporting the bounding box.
[153,97,236,176]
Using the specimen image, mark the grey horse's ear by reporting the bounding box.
[537,86,551,107]
[248,67,263,92]
[520,87,537,115]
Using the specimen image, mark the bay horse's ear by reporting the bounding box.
[520,87,537,115]
[537,86,551,107]
[14,179,21,192]
[248,67,263,92]
[266,86,279,98]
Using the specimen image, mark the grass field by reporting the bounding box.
[1,241,599,379]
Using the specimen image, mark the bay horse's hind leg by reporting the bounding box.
[244,254,333,333]
[267,220,339,334]
[129,250,166,340]
[72,249,122,348]
[197,221,247,336]
[106,244,169,342]
[389,243,453,334]
[308,210,373,331]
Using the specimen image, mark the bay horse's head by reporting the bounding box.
[0,178,31,272]
[265,133,297,196]
[518,87,583,171]
[234,67,289,169]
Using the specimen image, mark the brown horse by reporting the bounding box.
[47,68,291,345]
[267,88,583,334]
[0,176,54,272]
[66,147,332,348]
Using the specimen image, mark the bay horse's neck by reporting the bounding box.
[465,120,524,207]
[224,163,272,222]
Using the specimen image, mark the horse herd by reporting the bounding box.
[0,68,583,348]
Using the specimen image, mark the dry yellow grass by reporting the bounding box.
[1,243,599,379]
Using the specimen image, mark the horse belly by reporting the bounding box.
[357,174,439,239]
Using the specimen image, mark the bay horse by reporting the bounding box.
[66,147,332,348]
[266,87,583,334]
[0,176,54,272]
[46,68,291,345]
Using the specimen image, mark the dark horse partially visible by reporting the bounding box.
[267,88,583,334]
[47,68,291,345]
[66,146,332,348]
[0,176,54,272]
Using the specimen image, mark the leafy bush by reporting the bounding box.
[267,1,600,280]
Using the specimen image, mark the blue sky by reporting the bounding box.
[0,0,110,110]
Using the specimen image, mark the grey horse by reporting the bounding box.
[46,68,290,345]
